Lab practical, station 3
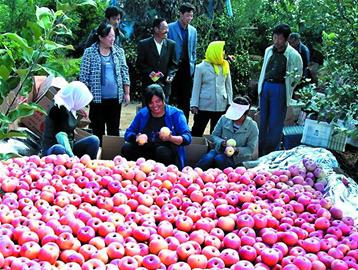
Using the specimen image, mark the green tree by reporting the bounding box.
[0,6,73,159]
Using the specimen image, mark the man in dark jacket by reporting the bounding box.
[136,18,178,105]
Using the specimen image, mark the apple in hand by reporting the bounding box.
[160,127,171,138]
[226,139,237,147]
[136,134,148,146]
[225,146,235,157]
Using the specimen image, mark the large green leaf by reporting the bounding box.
[36,7,54,30]
[0,130,27,140]
[43,40,74,51]
[35,6,53,21]
[7,102,46,122]
[27,21,43,39]
[38,63,65,77]
[2,33,30,50]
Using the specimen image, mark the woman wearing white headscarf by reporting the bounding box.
[41,81,100,159]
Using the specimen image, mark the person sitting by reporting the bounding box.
[195,95,258,170]
[121,84,192,168]
[41,81,100,159]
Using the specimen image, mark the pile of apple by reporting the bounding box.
[0,154,357,270]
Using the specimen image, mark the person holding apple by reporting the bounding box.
[195,96,258,170]
[136,18,178,106]
[121,84,192,168]
[41,81,100,159]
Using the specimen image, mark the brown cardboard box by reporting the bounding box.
[101,135,125,160]
[20,86,59,136]
[101,135,209,166]
[185,136,208,166]
[20,76,68,136]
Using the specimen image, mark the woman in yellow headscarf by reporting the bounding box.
[190,41,233,136]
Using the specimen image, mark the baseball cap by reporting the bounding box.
[225,103,250,120]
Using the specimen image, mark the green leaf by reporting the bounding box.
[36,6,52,21]
[78,0,97,7]
[7,102,46,122]
[54,10,65,18]
[0,153,21,160]
[0,130,27,140]
[6,76,21,92]
[36,7,54,30]
[27,22,43,39]
[15,69,28,77]
[0,66,11,80]
[23,47,34,64]
[2,33,30,49]
[0,112,12,124]
[38,63,65,77]
[43,40,74,51]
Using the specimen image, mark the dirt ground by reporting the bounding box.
[120,101,211,135]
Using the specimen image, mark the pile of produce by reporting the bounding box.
[0,154,357,270]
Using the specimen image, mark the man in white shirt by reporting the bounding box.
[137,18,178,105]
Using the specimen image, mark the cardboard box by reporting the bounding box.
[101,135,125,160]
[301,119,347,151]
[185,136,208,166]
[20,86,59,136]
[20,76,68,136]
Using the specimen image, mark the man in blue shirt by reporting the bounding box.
[168,2,197,121]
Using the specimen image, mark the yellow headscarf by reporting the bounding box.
[204,41,230,77]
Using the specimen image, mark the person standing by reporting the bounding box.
[288,32,311,78]
[258,24,303,156]
[168,2,197,121]
[84,6,126,48]
[80,22,130,145]
[136,18,178,105]
[190,41,233,136]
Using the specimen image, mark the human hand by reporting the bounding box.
[166,75,174,83]
[190,107,198,114]
[124,93,130,106]
[136,133,148,145]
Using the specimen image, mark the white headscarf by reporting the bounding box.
[53,81,93,118]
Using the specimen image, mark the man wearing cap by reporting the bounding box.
[258,24,303,156]
[195,96,258,170]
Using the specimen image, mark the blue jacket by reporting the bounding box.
[124,105,192,169]
[168,21,197,77]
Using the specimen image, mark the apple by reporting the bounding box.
[159,127,171,137]
[38,242,60,264]
[226,139,237,147]
[225,146,235,157]
[261,248,280,267]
